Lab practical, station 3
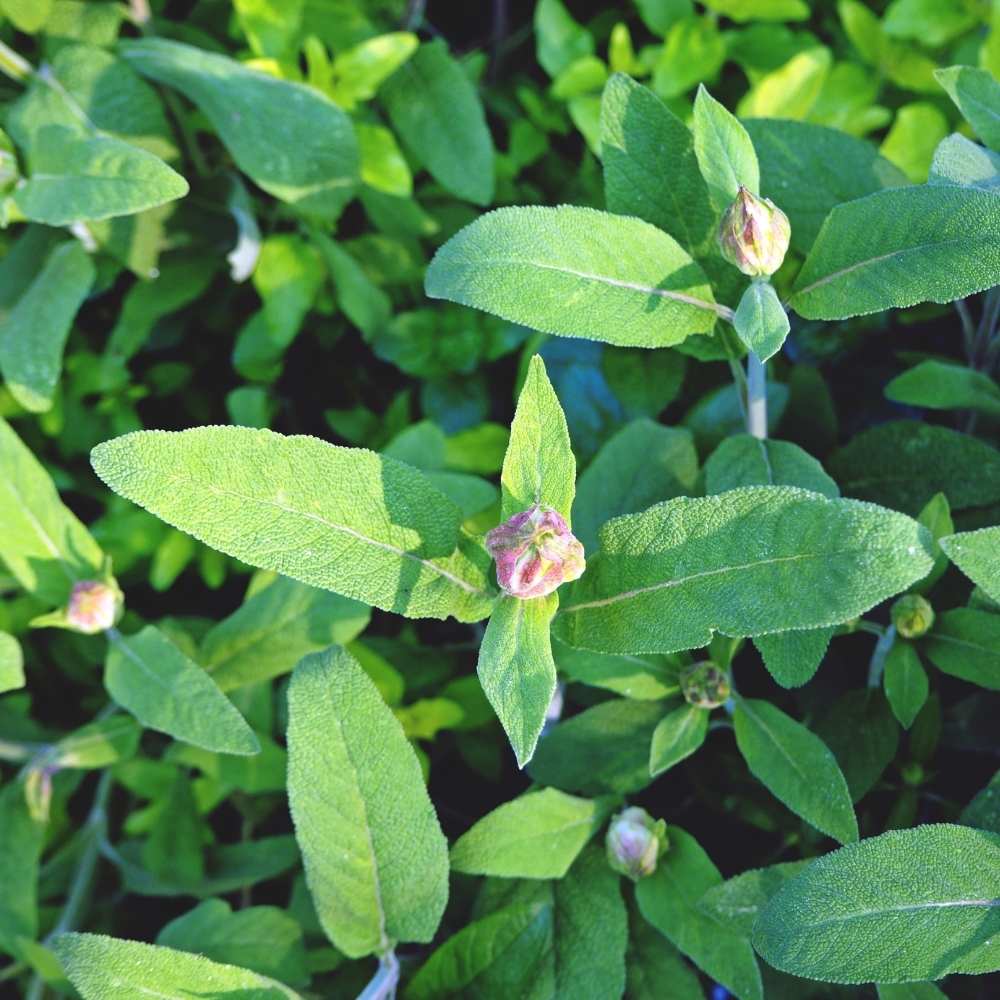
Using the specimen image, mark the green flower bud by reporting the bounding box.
[718,186,791,278]
[891,594,935,639]
[680,661,731,709]
[605,806,668,881]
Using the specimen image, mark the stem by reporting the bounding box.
[866,624,896,689]
[0,738,46,763]
[358,951,400,1000]
[746,351,768,439]
[956,298,976,366]
[0,39,32,82]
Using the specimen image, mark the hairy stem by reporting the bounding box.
[746,351,767,439]
[358,951,400,1000]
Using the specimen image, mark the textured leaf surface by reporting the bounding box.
[940,527,1000,603]
[54,932,301,999]
[936,66,1000,152]
[929,133,1000,190]
[697,861,808,937]
[753,627,835,688]
[790,186,1000,320]
[753,824,1000,983]
[734,697,858,843]
[733,281,789,362]
[705,435,838,499]
[425,205,721,349]
[121,38,357,218]
[105,626,258,756]
[381,40,494,205]
[649,702,708,776]
[286,647,449,957]
[636,826,763,1000]
[91,427,494,622]
[0,241,94,413]
[693,84,760,213]
[885,360,1000,416]
[450,788,609,878]
[883,641,928,729]
[923,609,1000,690]
[553,639,682,700]
[555,487,932,655]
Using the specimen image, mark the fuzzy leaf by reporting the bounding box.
[649,702,708,776]
[732,281,789,362]
[922,609,1000,689]
[940,527,1000,603]
[705,435,839,499]
[936,66,1000,152]
[693,84,760,213]
[697,861,809,937]
[929,133,1000,190]
[885,360,1000,416]
[883,641,928,729]
[753,627,835,688]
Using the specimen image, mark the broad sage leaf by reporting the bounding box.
[697,860,809,937]
[732,280,789,362]
[940,527,1000,603]
[649,702,708,776]
[425,205,722,349]
[555,487,933,655]
[693,84,760,214]
[885,360,1000,416]
[935,66,1000,152]
[753,627,835,688]
[922,609,1000,690]
[286,647,449,958]
[883,641,929,729]
[90,427,495,622]
[929,133,1000,191]
[705,434,839,499]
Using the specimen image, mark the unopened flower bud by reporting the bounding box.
[485,505,585,599]
[66,580,123,634]
[680,661,731,709]
[891,594,935,639]
[24,764,55,823]
[606,806,667,881]
[718,186,791,277]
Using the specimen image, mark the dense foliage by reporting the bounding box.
[1,1,999,998]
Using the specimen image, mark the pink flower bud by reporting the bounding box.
[606,806,667,881]
[485,505,585,599]
[66,580,122,634]
[718,186,791,277]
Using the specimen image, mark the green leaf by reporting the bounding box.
[877,983,948,1000]
[653,17,726,100]
[705,435,839,499]
[828,421,1000,515]
[649,702,708,776]
[883,641,928,729]
[120,38,358,218]
[0,632,24,693]
[143,770,205,884]
[601,73,714,252]
[201,576,370,692]
[936,66,1000,152]
[626,913,705,1000]
[734,697,857,843]
[0,781,45,959]
[286,646,449,958]
[693,84,760,214]
[703,0,808,20]
[52,715,141,769]
[753,627,835,688]
[0,240,94,412]
[962,769,1000,835]
[790,186,1000,320]
[885,360,1000,416]
[697,861,809,937]
[54,932,302,999]
[450,788,610,878]
[884,0,976,47]
[880,103,949,184]
[535,0,594,77]
[1,0,51,32]
[90,427,495,622]
[502,355,575,520]
[327,32,418,109]
[106,627,258,756]
[380,40,494,205]
[732,281,790,362]
[425,205,721,350]
[940,527,1000,603]
[573,420,698,555]
[752,824,1000,983]
[477,593,558,767]
[313,231,391,338]
[636,825,763,1000]
[929,133,1000,190]
[923,608,1000,689]
[744,118,907,253]
[914,492,953,594]
[555,487,932,655]
[553,638,683,700]
[0,415,104,606]
[527,697,663,795]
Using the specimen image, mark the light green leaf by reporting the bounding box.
[601,74,714,252]
[652,17,726,100]
[502,354,575,520]
[1,0,51,32]
[752,824,1000,983]
[649,702,708,776]
[202,576,370,692]
[885,360,1000,416]
[737,48,831,120]
[636,826,763,1000]
[703,0,808,21]
[52,715,141,769]
[753,627,835,688]
[477,593,558,767]
[883,641,928,729]
[0,781,45,959]
[0,632,24,693]
[425,205,721,349]
[380,40,494,205]
[0,415,104,606]
[54,932,302,999]
[626,913,705,1000]
[0,241,94,413]
[733,281,790,362]
[705,435,839,499]
[734,697,858,843]
[884,0,976,47]
[105,626,259,756]
[535,0,594,77]
[697,861,809,937]
[940,527,1000,603]
[790,186,1000,321]
[357,121,411,197]
[929,133,1000,190]
[914,492,953,595]
[553,638,683,700]
[120,38,358,218]
[314,231,391,338]
[936,66,1000,152]
[328,31,418,109]
[450,788,610,878]
[90,427,495,622]
[923,608,1000,689]
[286,646,449,958]
[555,487,932,655]
[880,103,949,184]
[693,84,760,214]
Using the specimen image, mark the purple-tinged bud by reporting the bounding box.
[680,661,731,709]
[718,186,791,278]
[606,806,668,881]
[66,580,122,634]
[891,594,935,639]
[485,505,585,599]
